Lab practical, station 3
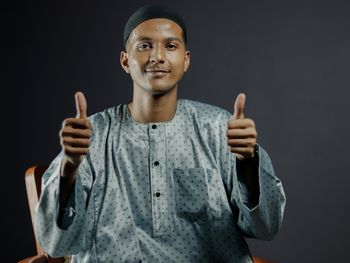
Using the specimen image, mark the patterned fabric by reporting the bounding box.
[35,99,286,263]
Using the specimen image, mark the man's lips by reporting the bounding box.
[145,69,170,73]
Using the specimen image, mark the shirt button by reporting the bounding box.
[155,192,161,197]
[152,124,157,129]
[154,161,159,166]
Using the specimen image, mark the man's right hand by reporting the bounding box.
[59,91,92,178]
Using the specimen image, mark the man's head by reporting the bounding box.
[120,4,190,96]
[123,4,187,49]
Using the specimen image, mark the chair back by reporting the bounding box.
[24,165,48,255]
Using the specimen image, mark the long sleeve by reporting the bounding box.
[34,153,94,257]
[34,108,116,259]
[215,110,286,241]
[232,146,286,240]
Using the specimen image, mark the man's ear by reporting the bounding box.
[120,51,130,74]
[184,50,190,72]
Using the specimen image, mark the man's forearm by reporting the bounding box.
[59,157,78,208]
[236,155,260,205]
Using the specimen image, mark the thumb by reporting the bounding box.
[232,93,246,119]
[75,91,87,119]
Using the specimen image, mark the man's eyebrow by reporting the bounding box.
[166,37,183,43]
[135,37,153,42]
[134,36,183,43]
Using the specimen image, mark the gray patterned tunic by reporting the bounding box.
[35,99,286,263]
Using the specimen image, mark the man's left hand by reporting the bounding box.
[227,93,257,160]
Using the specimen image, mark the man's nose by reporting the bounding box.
[150,44,165,63]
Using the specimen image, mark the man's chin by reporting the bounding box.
[145,85,177,96]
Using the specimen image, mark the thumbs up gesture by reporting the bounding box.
[59,92,93,169]
[227,93,257,160]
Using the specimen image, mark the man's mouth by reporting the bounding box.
[145,68,171,73]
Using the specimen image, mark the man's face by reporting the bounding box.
[120,18,190,95]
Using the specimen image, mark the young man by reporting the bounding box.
[35,4,286,263]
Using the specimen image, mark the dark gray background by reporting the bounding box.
[3,0,350,262]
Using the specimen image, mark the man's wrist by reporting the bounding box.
[236,144,259,165]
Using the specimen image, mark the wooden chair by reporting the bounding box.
[19,165,69,263]
[19,165,275,263]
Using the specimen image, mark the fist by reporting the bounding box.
[59,92,93,167]
[227,93,257,160]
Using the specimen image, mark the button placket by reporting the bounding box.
[148,123,169,236]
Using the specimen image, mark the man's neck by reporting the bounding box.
[128,86,178,123]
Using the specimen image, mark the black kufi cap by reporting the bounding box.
[123,4,187,47]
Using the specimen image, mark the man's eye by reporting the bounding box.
[167,43,177,49]
[138,43,151,50]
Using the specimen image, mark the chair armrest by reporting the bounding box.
[253,256,276,263]
[18,254,48,263]
[18,254,69,263]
